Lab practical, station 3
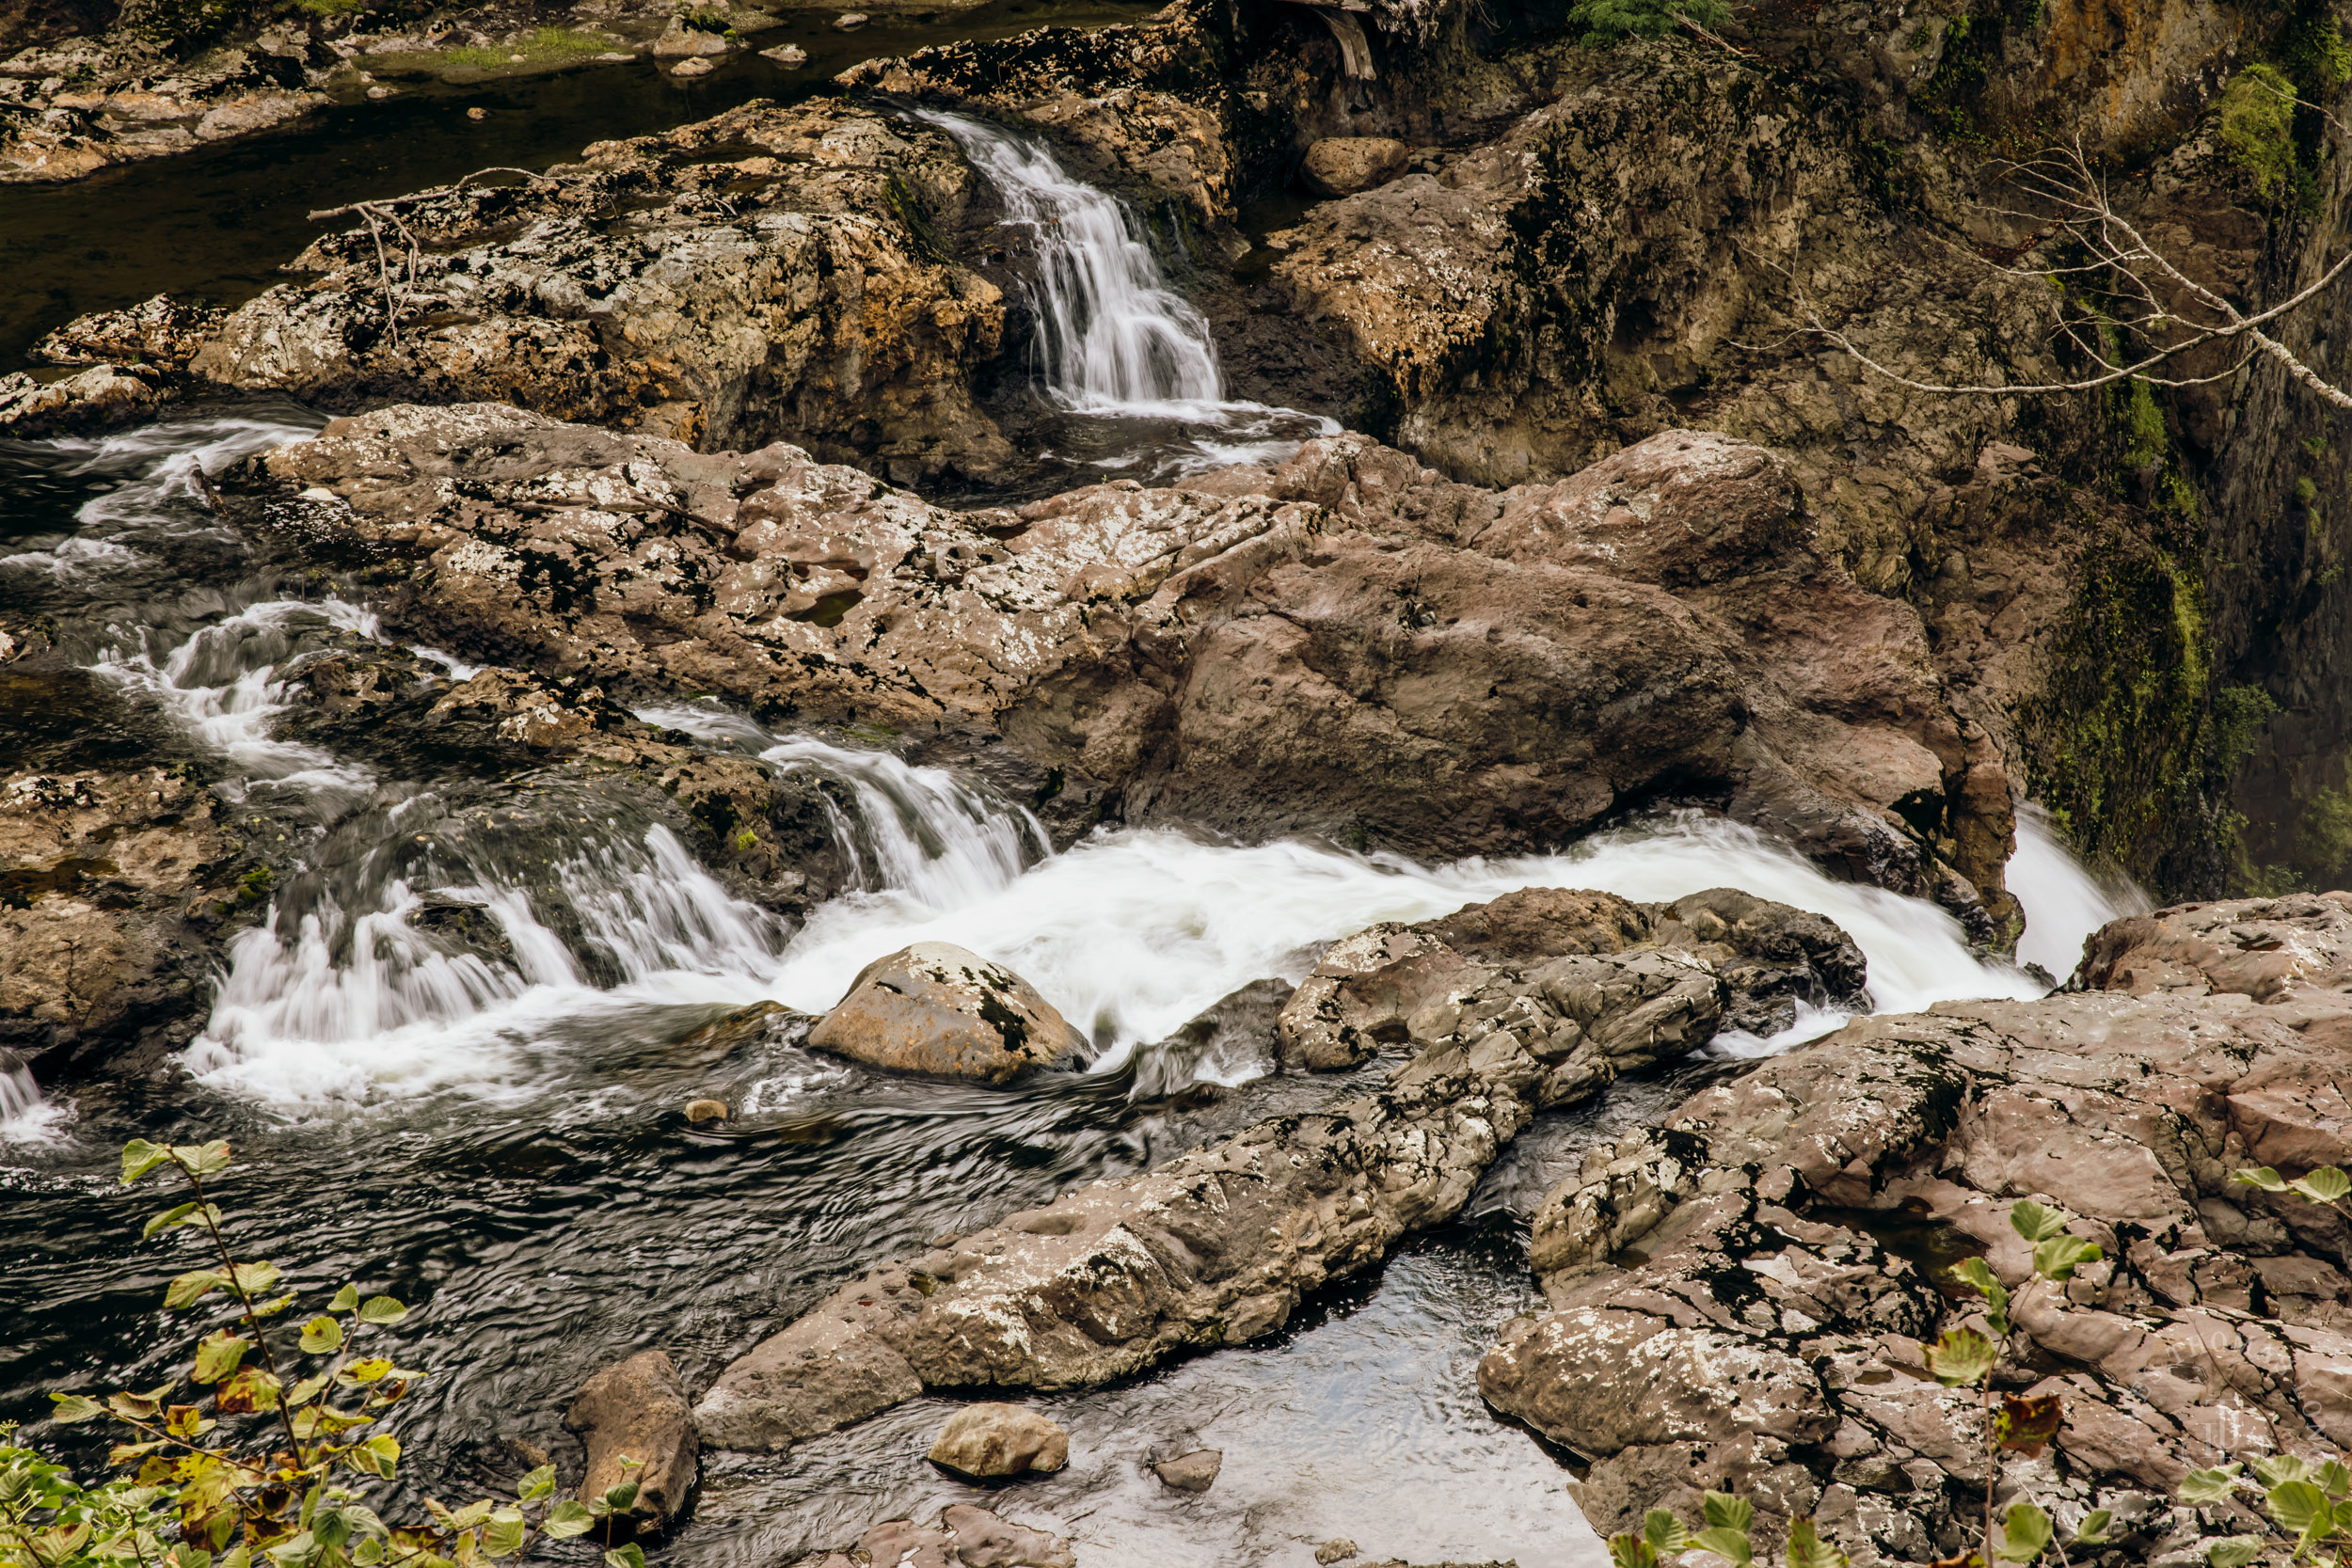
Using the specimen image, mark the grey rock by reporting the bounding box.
[806,942,1085,1083]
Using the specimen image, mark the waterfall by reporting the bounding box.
[2009,802,2152,981]
[915,109,1340,473]
[0,1050,69,1145]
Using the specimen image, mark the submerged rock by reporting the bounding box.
[808,1506,1075,1568]
[690,888,1851,1451]
[563,1349,698,1529]
[807,942,1085,1084]
[1478,892,2352,1562]
[926,1403,1070,1481]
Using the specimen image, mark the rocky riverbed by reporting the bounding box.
[8,0,2352,1560]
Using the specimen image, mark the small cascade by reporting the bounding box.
[2009,802,2152,981]
[916,109,1339,474]
[0,1050,69,1145]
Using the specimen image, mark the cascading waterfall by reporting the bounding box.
[2009,801,2153,979]
[917,109,1340,472]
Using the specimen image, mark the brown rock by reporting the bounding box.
[1152,1448,1221,1491]
[1315,1542,1360,1565]
[562,1349,698,1528]
[806,942,1084,1083]
[817,1507,1075,1568]
[926,1403,1069,1481]
[650,19,727,55]
[1299,136,1408,198]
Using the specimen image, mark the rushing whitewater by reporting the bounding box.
[2010,802,2152,979]
[917,108,1339,471]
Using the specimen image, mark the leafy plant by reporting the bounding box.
[0,1140,649,1568]
[1566,0,1731,46]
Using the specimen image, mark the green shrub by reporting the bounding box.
[1567,0,1731,46]
[0,1140,650,1568]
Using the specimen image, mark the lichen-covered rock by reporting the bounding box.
[1479,891,2352,1563]
[246,404,2021,924]
[0,364,162,436]
[562,1349,697,1529]
[29,293,223,370]
[690,888,1854,1451]
[806,942,1086,1083]
[926,1403,1070,1480]
[185,98,1011,483]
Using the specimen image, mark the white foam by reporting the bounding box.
[2009,801,2151,981]
[0,1053,72,1147]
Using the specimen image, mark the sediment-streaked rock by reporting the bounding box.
[563,1349,698,1528]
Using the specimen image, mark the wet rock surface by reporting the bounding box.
[807,942,1086,1083]
[563,1348,698,1528]
[245,404,2023,916]
[804,1505,1077,1568]
[926,1402,1071,1480]
[1477,893,2352,1562]
[690,886,1854,1451]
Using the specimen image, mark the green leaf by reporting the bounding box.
[1949,1258,2010,1335]
[363,1435,400,1476]
[328,1284,359,1314]
[540,1502,595,1542]
[1643,1510,1690,1555]
[343,1358,393,1384]
[600,1481,640,1513]
[1995,1501,2054,1562]
[2033,1235,2104,1283]
[1784,1518,1849,1568]
[1701,1492,1754,1534]
[603,1548,647,1568]
[1924,1327,1998,1387]
[2268,1480,2333,1540]
[448,1501,494,1532]
[2208,1538,2263,1568]
[49,1392,106,1424]
[165,1270,226,1310]
[313,1508,353,1550]
[516,1465,555,1505]
[2010,1199,2071,1243]
[1691,1527,1756,1565]
[184,1140,233,1179]
[481,1507,525,1559]
[250,1293,296,1318]
[286,1373,330,1408]
[143,1202,223,1242]
[356,1296,407,1326]
[221,1546,252,1568]
[2073,1509,2111,1546]
[2181,1465,2245,1504]
[190,1331,250,1385]
[1607,1537,1659,1568]
[2255,1455,2312,1489]
[2319,1460,2352,1497]
[2292,1166,2352,1204]
[228,1261,281,1297]
[300,1317,344,1354]
[121,1139,172,1186]
[2233,1166,2289,1192]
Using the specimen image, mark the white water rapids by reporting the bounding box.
[917,108,1342,474]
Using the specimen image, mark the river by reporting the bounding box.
[0,77,2143,1568]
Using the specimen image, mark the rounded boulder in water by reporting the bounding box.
[927,1403,1068,1481]
[1299,136,1410,198]
[807,942,1085,1083]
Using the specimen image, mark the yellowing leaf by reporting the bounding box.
[49,1392,105,1423]
[344,1359,393,1385]
[215,1368,282,1414]
[120,1139,172,1186]
[1924,1328,1998,1388]
[299,1317,344,1354]
[164,1270,226,1310]
[356,1296,407,1326]
[328,1284,359,1314]
[191,1331,250,1386]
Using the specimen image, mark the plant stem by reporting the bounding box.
[178,1161,309,1466]
[1981,1378,1995,1565]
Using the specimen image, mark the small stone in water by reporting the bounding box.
[684,1098,728,1122]
[1314,1544,1359,1566]
[466,106,486,119]
[834,11,868,27]
[1152,1448,1221,1492]
[760,42,808,64]
[669,55,714,75]
[365,85,390,98]
[927,1403,1067,1481]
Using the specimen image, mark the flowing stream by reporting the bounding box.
[0,131,2148,1565]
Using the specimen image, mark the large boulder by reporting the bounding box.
[806,943,1086,1083]
[690,888,1858,1452]
[1299,136,1410,198]
[562,1350,698,1530]
[1478,892,2352,1562]
[247,405,2021,930]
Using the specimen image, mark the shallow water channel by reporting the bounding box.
[0,39,2146,1565]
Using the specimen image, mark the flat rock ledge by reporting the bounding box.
[1479,892,2352,1565]
[691,885,1862,1451]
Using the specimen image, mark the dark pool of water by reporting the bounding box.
[0,0,1156,372]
